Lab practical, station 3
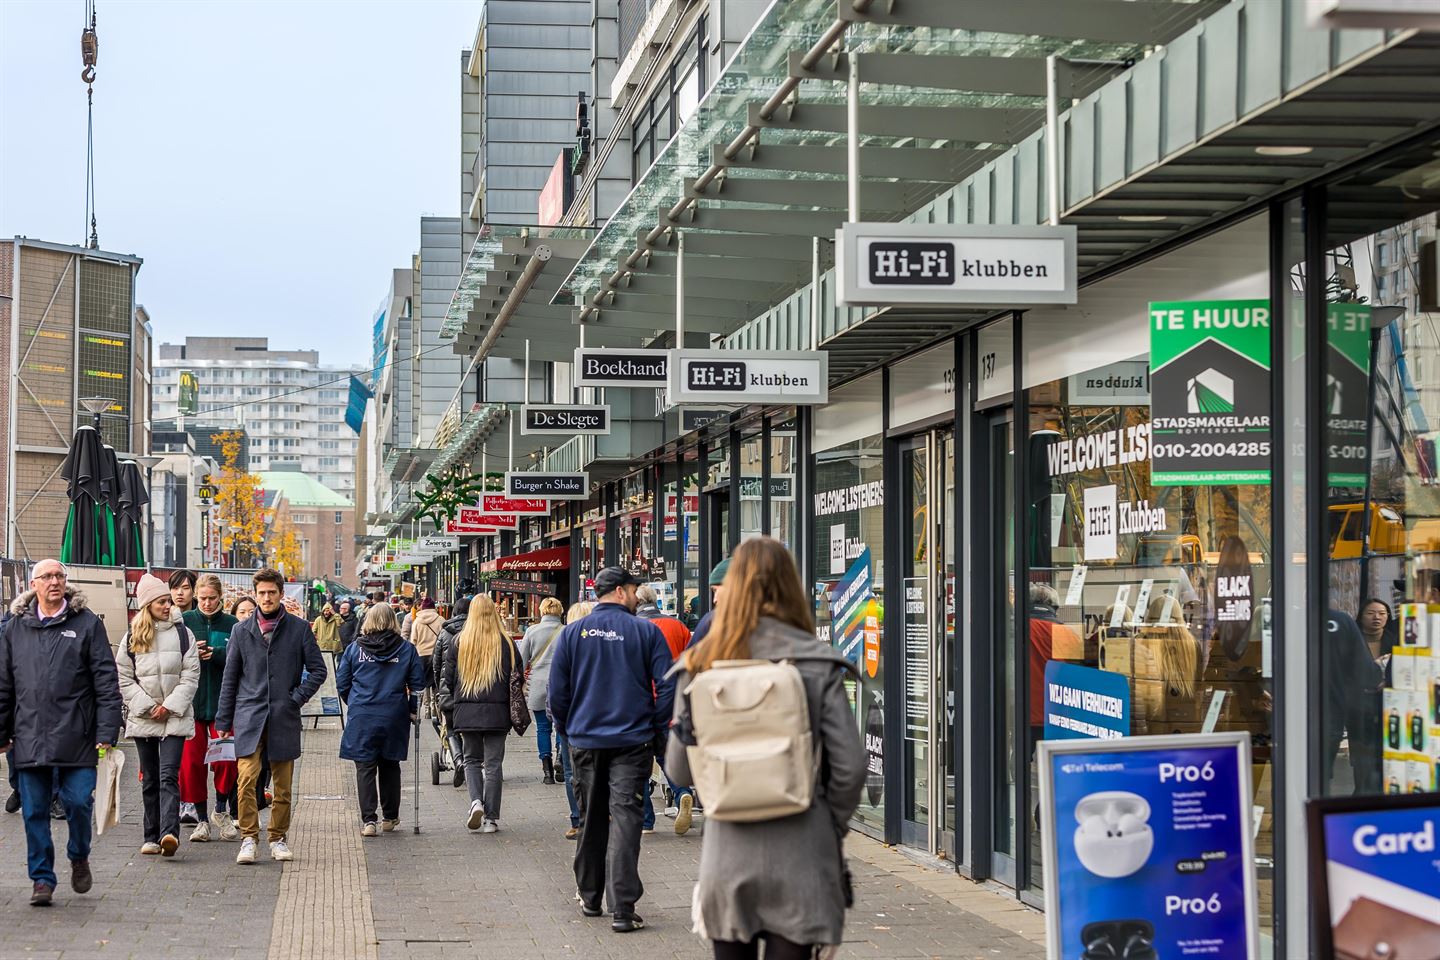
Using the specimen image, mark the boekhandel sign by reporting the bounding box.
[1038,733,1259,960]
[1148,300,1272,486]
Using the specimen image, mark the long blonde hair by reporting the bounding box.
[128,599,167,654]
[456,596,515,696]
[1144,595,1201,699]
[565,601,593,624]
[684,537,812,674]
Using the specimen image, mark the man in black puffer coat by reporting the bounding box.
[0,560,123,906]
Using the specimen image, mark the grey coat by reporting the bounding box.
[666,616,865,946]
[214,609,327,762]
[517,615,565,712]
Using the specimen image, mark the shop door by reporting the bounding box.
[986,409,1018,887]
[897,429,956,859]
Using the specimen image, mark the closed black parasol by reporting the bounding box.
[59,425,119,566]
[115,459,148,567]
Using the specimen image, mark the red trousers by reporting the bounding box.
[178,720,238,804]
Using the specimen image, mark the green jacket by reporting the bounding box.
[182,608,239,723]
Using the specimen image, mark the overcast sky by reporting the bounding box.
[1,0,477,370]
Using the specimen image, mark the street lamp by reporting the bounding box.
[137,454,163,568]
[77,395,115,429]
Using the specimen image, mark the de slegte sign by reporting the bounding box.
[520,404,610,435]
[573,347,668,388]
[1038,733,1258,960]
[838,223,1077,307]
[670,349,828,405]
[506,471,589,500]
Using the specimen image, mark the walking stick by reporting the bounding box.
[413,717,421,835]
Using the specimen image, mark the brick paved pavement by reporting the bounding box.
[0,722,1044,959]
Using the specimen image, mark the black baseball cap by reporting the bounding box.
[593,566,641,596]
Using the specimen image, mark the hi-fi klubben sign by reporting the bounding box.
[838,223,1077,307]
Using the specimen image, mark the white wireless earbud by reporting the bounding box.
[1080,814,1111,838]
[1115,813,1144,837]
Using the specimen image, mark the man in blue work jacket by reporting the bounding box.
[547,566,673,935]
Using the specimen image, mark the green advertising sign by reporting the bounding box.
[1148,299,1272,486]
[1326,302,1372,488]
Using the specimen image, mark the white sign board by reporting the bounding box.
[670,349,828,405]
[573,347,668,388]
[838,223,1077,307]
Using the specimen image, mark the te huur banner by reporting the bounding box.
[1327,302,1372,488]
[1148,299,1271,486]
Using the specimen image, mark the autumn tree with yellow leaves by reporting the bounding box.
[210,431,267,567]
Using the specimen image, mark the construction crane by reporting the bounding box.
[81,0,99,248]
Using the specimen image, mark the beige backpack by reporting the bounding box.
[681,657,824,823]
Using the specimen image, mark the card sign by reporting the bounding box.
[520,404,610,435]
[1039,734,1258,960]
[506,471,589,500]
[838,223,1077,307]
[480,495,549,516]
[671,349,828,405]
[573,347,668,388]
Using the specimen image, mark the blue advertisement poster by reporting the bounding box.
[830,548,872,667]
[1040,734,1256,960]
[1312,797,1440,957]
[1043,661,1131,741]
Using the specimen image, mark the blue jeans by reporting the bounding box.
[556,732,579,827]
[640,753,693,830]
[19,766,96,886]
[534,709,553,759]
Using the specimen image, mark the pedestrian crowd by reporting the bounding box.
[0,536,864,959]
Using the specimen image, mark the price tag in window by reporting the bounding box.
[1064,564,1088,607]
[1130,579,1154,625]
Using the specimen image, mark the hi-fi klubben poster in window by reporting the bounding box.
[1148,300,1271,486]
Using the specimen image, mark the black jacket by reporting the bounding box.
[215,608,327,763]
[439,633,518,733]
[338,611,359,648]
[0,587,123,767]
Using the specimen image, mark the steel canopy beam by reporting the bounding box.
[684,175,921,212]
[628,251,809,285]
[615,269,784,303]
[837,0,1215,45]
[748,101,1035,144]
[790,50,1059,96]
[716,142,1002,181]
[597,288,758,320]
[575,308,741,336]
[660,205,848,240]
[641,229,814,262]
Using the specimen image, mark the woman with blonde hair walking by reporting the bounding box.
[666,537,865,960]
[439,596,523,834]
[117,574,201,858]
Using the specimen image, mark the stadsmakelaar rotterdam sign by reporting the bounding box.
[1148,299,1271,486]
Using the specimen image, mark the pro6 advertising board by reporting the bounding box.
[1307,794,1440,960]
[1038,733,1258,960]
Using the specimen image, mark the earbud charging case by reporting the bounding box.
[1073,791,1154,878]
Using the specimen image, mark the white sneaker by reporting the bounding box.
[178,802,199,825]
[269,840,293,862]
[466,800,484,831]
[481,818,498,834]
[361,821,378,838]
[663,805,679,818]
[213,812,239,842]
[189,820,212,843]
[139,841,162,855]
[236,838,257,865]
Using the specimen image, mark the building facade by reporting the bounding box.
[151,336,363,499]
[1,237,150,561]
[258,466,355,587]
[415,2,1440,955]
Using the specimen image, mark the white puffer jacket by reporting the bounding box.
[116,612,201,739]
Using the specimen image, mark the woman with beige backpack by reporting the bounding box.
[665,537,865,960]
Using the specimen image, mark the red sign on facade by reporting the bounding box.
[446,521,501,535]
[457,507,519,530]
[495,547,569,572]
[480,495,549,516]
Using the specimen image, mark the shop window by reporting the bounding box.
[812,374,886,834]
[1021,215,1274,924]
[769,413,799,550]
[1318,137,1440,804]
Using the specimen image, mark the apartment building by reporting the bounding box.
[1,237,150,560]
[151,337,363,499]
